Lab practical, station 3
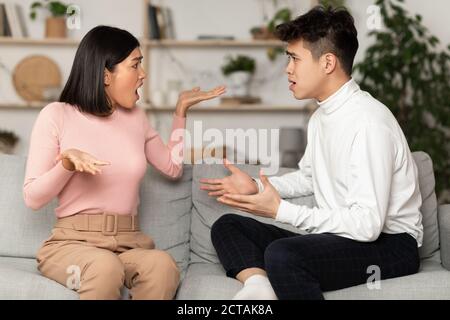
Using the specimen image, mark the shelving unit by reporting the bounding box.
[0,0,318,114]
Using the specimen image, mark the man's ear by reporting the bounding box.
[104,68,111,86]
[322,53,338,75]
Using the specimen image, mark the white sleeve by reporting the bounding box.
[254,142,314,198]
[275,125,395,242]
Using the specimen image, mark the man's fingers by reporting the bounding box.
[199,178,223,185]
[217,197,253,211]
[222,193,254,204]
[259,169,270,186]
[208,190,226,197]
[223,159,238,173]
[200,184,223,191]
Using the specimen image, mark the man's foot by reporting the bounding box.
[232,274,278,300]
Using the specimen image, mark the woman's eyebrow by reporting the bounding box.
[131,56,143,61]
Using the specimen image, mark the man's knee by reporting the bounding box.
[264,238,307,270]
[211,213,245,240]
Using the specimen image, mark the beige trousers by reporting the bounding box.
[36,215,180,300]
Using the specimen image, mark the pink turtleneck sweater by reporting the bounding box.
[23,102,186,218]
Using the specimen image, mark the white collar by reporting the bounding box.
[317,78,360,114]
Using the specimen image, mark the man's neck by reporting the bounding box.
[316,76,352,102]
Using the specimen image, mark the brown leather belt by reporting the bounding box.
[55,212,139,236]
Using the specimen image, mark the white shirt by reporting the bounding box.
[256,79,423,246]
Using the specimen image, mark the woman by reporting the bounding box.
[23,25,225,300]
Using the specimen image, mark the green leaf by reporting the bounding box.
[30,2,43,9]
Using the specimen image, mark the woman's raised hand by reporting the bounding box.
[175,86,226,117]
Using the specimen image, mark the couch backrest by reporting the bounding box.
[413,152,439,259]
[0,154,193,277]
[189,151,439,264]
[138,165,192,276]
[0,155,57,258]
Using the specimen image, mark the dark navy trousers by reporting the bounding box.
[211,214,420,300]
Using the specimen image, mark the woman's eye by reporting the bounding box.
[132,64,138,69]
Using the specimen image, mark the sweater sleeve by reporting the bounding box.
[144,112,186,179]
[275,124,395,242]
[23,104,75,210]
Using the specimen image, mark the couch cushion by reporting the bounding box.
[138,165,193,277]
[0,256,78,299]
[412,152,439,259]
[177,253,450,300]
[190,164,316,264]
[0,155,57,258]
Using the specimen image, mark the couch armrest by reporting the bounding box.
[438,204,450,271]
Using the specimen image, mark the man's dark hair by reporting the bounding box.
[60,25,140,117]
[275,6,359,76]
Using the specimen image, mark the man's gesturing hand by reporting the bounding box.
[200,159,259,197]
[216,169,281,219]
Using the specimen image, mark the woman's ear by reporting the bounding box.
[104,68,111,86]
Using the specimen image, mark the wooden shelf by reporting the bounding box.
[0,103,316,113]
[0,36,79,46]
[142,39,284,48]
[0,37,284,48]
[144,104,317,112]
[0,102,46,109]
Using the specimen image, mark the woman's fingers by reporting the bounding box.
[92,160,111,166]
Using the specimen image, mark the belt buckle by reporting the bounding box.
[102,212,118,236]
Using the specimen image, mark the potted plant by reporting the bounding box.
[30,1,74,38]
[355,0,450,203]
[221,55,256,97]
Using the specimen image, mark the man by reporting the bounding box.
[200,6,423,300]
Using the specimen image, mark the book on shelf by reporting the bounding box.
[0,2,27,37]
[147,4,175,40]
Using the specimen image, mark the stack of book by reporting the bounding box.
[148,4,175,40]
[0,2,28,37]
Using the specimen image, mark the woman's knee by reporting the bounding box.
[77,252,125,299]
[84,252,125,285]
[140,250,180,279]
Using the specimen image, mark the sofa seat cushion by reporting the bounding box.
[177,253,450,300]
[0,256,78,300]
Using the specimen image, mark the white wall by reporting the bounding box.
[1,0,449,156]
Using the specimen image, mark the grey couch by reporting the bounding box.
[0,151,449,300]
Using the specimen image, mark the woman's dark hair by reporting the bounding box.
[60,25,140,116]
[275,6,358,76]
